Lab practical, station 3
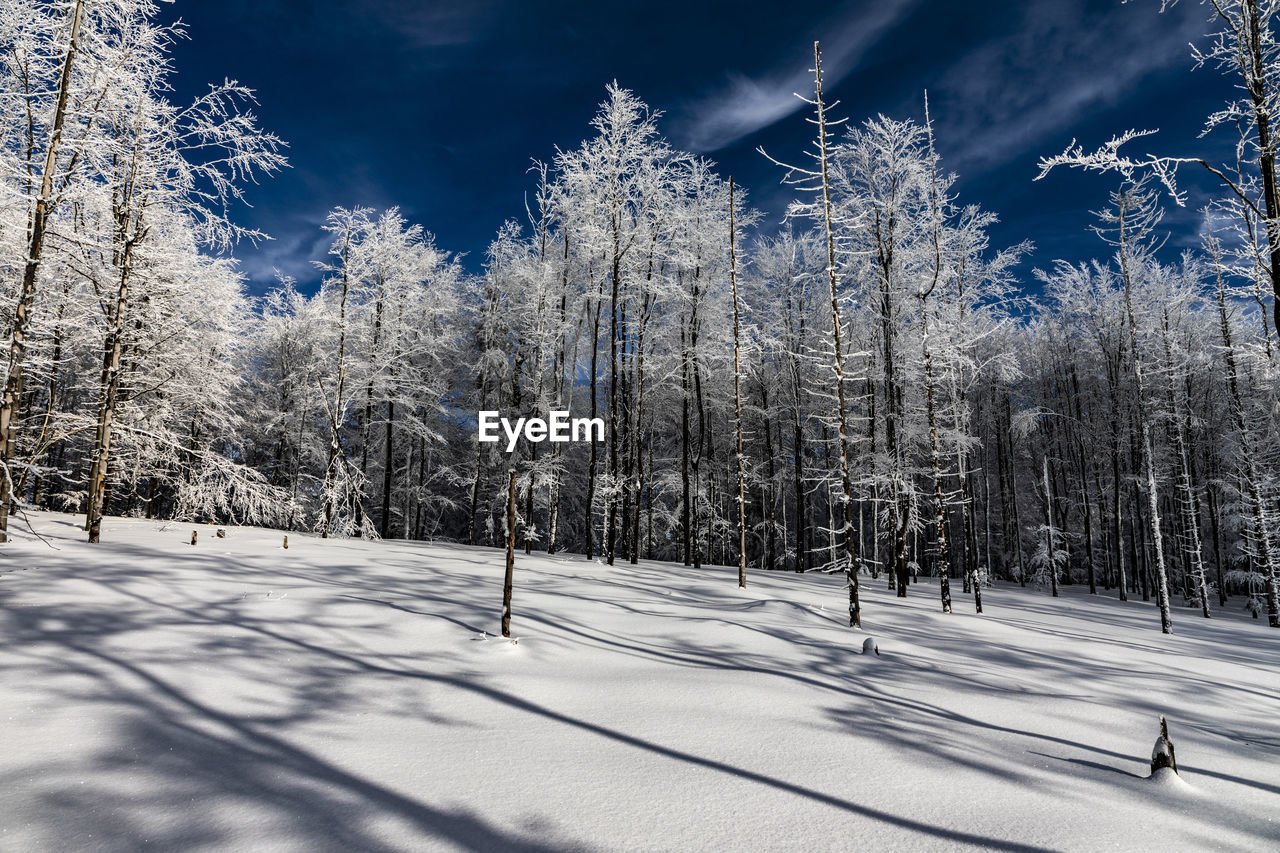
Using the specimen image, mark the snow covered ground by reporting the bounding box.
[1,511,1277,852]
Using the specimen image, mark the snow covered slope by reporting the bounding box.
[1,512,1277,851]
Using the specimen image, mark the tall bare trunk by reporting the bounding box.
[811,42,860,626]
[1116,190,1172,632]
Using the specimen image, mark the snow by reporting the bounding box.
[1,511,1277,851]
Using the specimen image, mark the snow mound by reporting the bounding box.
[732,597,838,620]
[1147,767,1196,794]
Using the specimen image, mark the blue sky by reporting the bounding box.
[158,0,1237,293]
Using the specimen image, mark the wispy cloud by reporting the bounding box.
[231,212,335,295]
[357,0,505,48]
[932,0,1209,174]
[671,0,921,152]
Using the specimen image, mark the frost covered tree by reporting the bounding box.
[5,2,1278,641]
[763,42,865,625]
[0,0,284,542]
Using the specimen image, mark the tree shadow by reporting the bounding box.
[4,513,1279,849]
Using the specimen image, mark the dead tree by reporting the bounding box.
[810,42,862,626]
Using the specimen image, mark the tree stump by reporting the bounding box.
[283,535,289,550]
[862,637,879,656]
[216,528,226,539]
[1150,715,1178,775]
[190,530,197,546]
[501,468,517,638]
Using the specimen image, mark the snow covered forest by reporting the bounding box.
[4,0,1280,637]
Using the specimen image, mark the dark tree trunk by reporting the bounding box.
[501,468,516,638]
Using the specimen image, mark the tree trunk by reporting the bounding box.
[322,231,355,539]
[605,228,623,565]
[501,468,516,638]
[811,42,861,626]
[585,266,603,559]
[1209,239,1280,625]
[1242,0,1280,336]
[729,177,747,589]
[762,377,778,572]
[0,0,85,542]
[380,400,394,539]
[87,195,143,544]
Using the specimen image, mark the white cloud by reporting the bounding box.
[232,215,334,292]
[672,0,921,152]
[932,0,1210,173]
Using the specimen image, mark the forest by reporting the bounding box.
[3,0,1279,636]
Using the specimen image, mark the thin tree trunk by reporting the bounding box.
[811,42,861,627]
[1208,233,1279,625]
[1117,193,1173,633]
[1007,395,1027,586]
[585,265,603,559]
[1044,454,1058,597]
[1242,0,1280,336]
[501,468,516,638]
[86,235,135,544]
[322,230,355,539]
[729,176,747,589]
[0,0,85,542]
[681,318,693,566]
[762,377,778,572]
[606,228,623,565]
[1159,310,1209,617]
[380,400,394,539]
[921,106,951,614]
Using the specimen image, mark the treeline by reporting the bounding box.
[2,0,1277,632]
